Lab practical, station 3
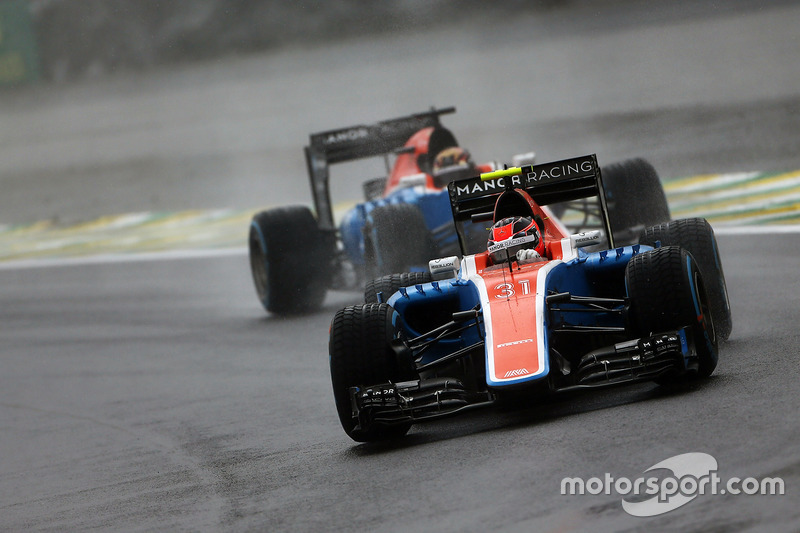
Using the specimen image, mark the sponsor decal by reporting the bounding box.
[430,257,458,269]
[429,256,461,279]
[322,127,369,145]
[453,155,597,200]
[487,234,538,253]
[497,338,535,349]
[455,174,523,197]
[572,231,601,246]
[524,158,595,184]
[503,368,530,378]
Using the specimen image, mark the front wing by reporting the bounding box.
[346,327,697,431]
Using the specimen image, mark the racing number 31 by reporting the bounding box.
[494,280,531,299]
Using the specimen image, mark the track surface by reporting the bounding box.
[2,236,799,531]
[2,2,799,531]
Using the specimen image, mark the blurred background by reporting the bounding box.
[23,0,563,82]
[1,0,799,256]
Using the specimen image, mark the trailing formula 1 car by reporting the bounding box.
[248,106,507,315]
[329,154,731,442]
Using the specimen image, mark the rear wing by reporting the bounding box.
[304,106,456,230]
[447,154,615,253]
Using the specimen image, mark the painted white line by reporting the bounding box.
[713,225,800,235]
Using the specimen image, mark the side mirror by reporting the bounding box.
[570,230,603,248]
[429,256,461,280]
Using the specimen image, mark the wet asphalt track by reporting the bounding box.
[2,1,800,531]
[2,234,799,531]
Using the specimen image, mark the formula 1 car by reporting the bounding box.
[249,106,507,315]
[329,154,731,442]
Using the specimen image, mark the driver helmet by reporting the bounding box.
[431,147,475,187]
[432,146,473,173]
[487,216,545,263]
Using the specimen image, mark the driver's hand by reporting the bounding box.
[516,248,543,263]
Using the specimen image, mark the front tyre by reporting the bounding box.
[329,304,416,442]
[626,246,718,379]
[249,206,333,315]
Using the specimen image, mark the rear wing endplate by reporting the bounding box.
[305,106,456,230]
[447,154,615,252]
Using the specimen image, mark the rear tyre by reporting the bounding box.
[626,246,718,379]
[639,218,731,340]
[364,203,438,279]
[603,158,670,244]
[329,304,416,442]
[364,272,433,304]
[249,206,334,315]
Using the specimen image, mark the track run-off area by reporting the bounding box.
[1,169,799,268]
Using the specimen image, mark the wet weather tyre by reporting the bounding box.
[329,304,416,442]
[364,272,433,304]
[626,246,718,378]
[639,218,732,340]
[602,158,670,244]
[364,203,437,279]
[248,206,334,315]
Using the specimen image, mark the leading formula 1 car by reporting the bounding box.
[329,154,731,442]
